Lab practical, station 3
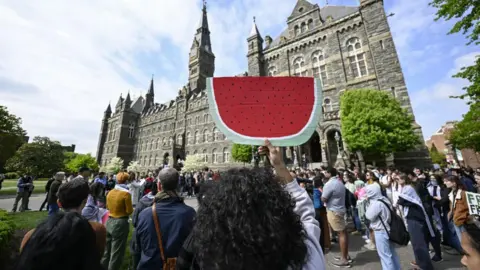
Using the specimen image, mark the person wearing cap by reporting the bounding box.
[73,167,91,182]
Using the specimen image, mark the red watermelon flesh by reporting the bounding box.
[211,77,315,138]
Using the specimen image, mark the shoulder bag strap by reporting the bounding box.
[377,199,392,235]
[152,203,166,264]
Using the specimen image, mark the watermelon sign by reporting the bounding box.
[206,77,323,146]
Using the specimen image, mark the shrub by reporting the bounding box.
[0,210,15,265]
[4,172,18,179]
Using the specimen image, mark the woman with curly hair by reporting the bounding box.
[190,140,325,270]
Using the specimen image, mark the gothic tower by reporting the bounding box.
[247,17,265,76]
[143,77,155,113]
[96,103,111,163]
[188,1,215,92]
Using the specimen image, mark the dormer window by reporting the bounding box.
[299,7,304,12]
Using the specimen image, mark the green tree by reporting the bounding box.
[340,89,419,157]
[231,144,254,165]
[64,153,99,173]
[0,106,27,172]
[5,136,65,177]
[449,102,480,151]
[431,0,480,102]
[430,144,447,167]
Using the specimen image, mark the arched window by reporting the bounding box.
[294,25,300,36]
[168,137,173,146]
[223,147,230,163]
[202,129,208,143]
[323,98,333,112]
[155,139,159,149]
[293,57,308,77]
[154,155,157,166]
[148,155,152,166]
[203,114,209,123]
[194,131,199,144]
[268,66,277,76]
[202,149,208,163]
[312,50,328,86]
[128,121,135,138]
[193,150,198,155]
[212,148,218,163]
[307,19,313,30]
[346,37,368,78]
[143,156,147,165]
[162,138,167,146]
[177,135,182,145]
[213,128,220,141]
[301,22,307,33]
[112,123,118,140]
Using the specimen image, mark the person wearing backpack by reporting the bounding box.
[398,173,442,270]
[365,183,401,270]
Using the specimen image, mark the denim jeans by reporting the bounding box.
[407,219,434,270]
[374,231,401,270]
[47,203,59,216]
[440,214,463,252]
[454,224,465,244]
[351,207,362,232]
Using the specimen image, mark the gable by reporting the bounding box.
[288,0,316,20]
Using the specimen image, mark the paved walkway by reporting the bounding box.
[0,196,464,269]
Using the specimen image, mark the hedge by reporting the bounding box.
[0,210,15,265]
[4,173,18,179]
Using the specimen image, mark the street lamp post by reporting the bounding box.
[334,131,343,159]
[251,145,255,164]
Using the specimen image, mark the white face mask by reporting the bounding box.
[445,181,454,188]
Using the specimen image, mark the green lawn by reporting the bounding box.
[0,180,48,196]
[8,211,133,270]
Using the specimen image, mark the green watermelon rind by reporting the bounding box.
[206,77,323,147]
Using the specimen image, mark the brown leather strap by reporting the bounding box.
[152,203,166,264]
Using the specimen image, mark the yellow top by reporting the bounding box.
[106,188,133,218]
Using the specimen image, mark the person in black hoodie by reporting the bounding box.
[130,180,158,270]
[176,181,216,270]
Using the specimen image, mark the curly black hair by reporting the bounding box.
[193,167,308,270]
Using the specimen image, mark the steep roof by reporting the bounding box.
[267,5,359,49]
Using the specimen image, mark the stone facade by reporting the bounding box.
[96,0,431,172]
[248,0,430,168]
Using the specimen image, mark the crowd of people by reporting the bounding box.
[9,139,480,270]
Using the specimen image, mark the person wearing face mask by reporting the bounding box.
[427,174,443,233]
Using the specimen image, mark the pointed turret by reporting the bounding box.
[115,94,124,112]
[104,103,112,118]
[188,1,215,92]
[123,92,132,110]
[247,16,265,76]
[249,17,261,38]
[143,76,155,113]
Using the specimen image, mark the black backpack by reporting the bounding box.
[378,199,410,246]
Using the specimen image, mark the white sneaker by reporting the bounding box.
[362,235,368,240]
[365,239,371,244]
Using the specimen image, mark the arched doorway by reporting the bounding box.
[309,131,322,163]
[163,152,170,167]
[326,130,343,166]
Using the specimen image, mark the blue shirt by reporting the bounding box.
[313,188,323,209]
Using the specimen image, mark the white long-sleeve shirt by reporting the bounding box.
[128,179,145,205]
[284,181,326,270]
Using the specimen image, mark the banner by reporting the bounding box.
[466,191,480,215]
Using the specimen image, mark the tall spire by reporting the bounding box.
[148,75,154,95]
[192,0,212,53]
[249,16,261,38]
[197,0,209,30]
